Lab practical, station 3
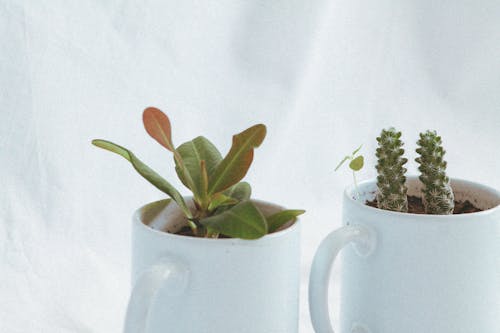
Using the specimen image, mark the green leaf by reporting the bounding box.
[207,193,238,212]
[200,160,209,198]
[91,139,192,218]
[213,182,252,215]
[141,199,173,223]
[267,209,305,233]
[224,182,252,201]
[201,201,268,239]
[334,156,350,171]
[351,144,363,156]
[349,155,364,171]
[335,145,363,172]
[175,136,222,196]
[208,124,266,195]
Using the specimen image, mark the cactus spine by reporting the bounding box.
[375,128,409,212]
[415,130,454,215]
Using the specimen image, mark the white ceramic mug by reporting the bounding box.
[309,177,500,333]
[124,199,301,333]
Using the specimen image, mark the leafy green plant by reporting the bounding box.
[92,107,304,239]
[415,130,454,214]
[335,145,364,198]
[375,127,409,213]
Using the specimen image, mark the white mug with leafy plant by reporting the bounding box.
[93,107,304,333]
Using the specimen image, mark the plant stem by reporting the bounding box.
[187,220,198,234]
[352,171,360,200]
[206,228,219,238]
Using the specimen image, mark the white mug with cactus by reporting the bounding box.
[309,128,500,333]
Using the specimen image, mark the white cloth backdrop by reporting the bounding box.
[1,1,499,332]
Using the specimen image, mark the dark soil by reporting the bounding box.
[366,196,482,214]
[174,226,231,238]
[175,226,196,236]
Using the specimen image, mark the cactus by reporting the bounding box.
[375,128,409,212]
[415,130,454,215]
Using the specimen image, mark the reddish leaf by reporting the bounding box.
[143,107,174,151]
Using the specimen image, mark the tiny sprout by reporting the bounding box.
[335,145,364,198]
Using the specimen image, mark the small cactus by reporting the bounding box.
[375,128,409,212]
[415,130,454,215]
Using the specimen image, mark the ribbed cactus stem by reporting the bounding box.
[415,130,454,215]
[375,128,408,212]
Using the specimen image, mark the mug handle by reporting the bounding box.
[309,224,375,333]
[124,258,189,333]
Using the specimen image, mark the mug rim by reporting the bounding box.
[344,176,500,221]
[132,198,301,244]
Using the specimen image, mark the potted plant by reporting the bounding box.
[309,128,500,333]
[92,107,304,333]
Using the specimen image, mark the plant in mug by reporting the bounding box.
[370,127,480,214]
[92,107,304,239]
[311,128,498,333]
[337,128,480,214]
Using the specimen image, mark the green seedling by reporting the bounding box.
[92,107,304,239]
[335,145,364,198]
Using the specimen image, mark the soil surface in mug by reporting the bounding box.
[174,227,232,238]
[366,196,482,214]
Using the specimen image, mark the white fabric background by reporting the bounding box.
[1,1,499,332]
